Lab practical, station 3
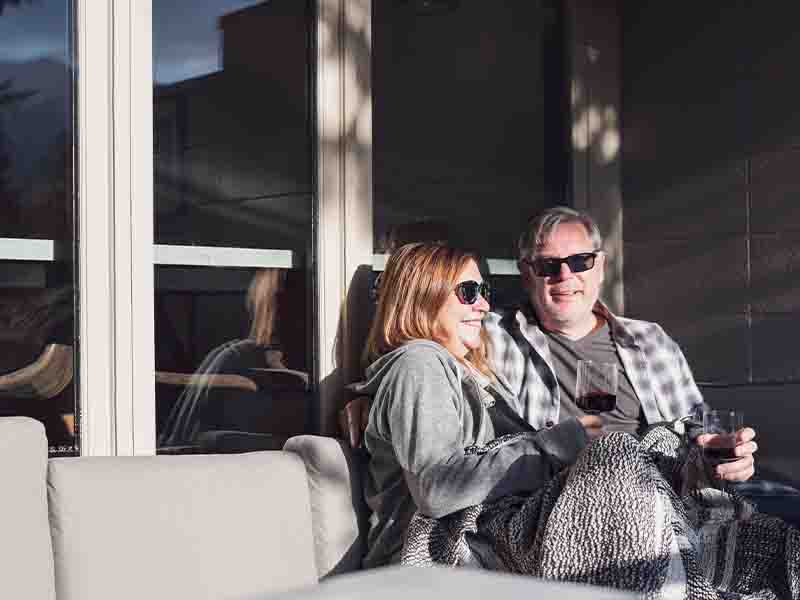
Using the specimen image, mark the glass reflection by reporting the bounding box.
[153,0,312,251]
[0,0,78,456]
[158,268,309,453]
[153,0,313,453]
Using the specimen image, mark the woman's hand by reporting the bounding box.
[577,415,605,441]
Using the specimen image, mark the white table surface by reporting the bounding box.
[266,566,635,600]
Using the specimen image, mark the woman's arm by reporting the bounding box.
[374,349,587,518]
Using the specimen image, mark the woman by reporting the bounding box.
[355,243,601,568]
[158,268,307,452]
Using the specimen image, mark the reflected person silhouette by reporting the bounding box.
[158,268,308,453]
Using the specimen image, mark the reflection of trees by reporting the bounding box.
[0,79,37,234]
[0,0,32,15]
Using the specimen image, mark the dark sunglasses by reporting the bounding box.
[524,252,600,277]
[454,280,491,305]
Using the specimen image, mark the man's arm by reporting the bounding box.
[660,324,757,482]
[697,427,757,482]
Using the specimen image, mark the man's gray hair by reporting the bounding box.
[518,206,603,261]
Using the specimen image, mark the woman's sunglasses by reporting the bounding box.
[454,280,491,305]
[523,252,600,278]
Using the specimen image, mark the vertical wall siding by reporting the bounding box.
[621,1,800,484]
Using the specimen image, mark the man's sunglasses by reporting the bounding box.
[523,252,600,278]
[454,280,491,305]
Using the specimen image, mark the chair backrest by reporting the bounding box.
[0,417,56,600]
[155,370,258,391]
[48,450,318,600]
[0,343,73,399]
[283,435,370,578]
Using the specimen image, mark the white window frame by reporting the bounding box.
[77,0,155,456]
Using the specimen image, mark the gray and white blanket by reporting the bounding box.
[401,427,799,599]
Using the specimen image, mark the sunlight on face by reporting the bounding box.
[527,223,605,337]
[435,259,489,358]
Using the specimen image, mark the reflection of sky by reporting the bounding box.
[154,0,264,85]
[0,0,69,63]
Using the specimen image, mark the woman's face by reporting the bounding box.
[435,259,490,359]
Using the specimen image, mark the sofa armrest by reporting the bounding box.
[284,435,370,578]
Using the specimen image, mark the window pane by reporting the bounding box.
[153,0,314,454]
[372,0,567,308]
[0,0,78,456]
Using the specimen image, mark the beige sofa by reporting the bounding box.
[3,416,640,600]
[2,416,369,600]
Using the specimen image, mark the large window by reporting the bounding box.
[0,0,78,456]
[371,0,567,309]
[152,0,315,454]
[0,1,571,452]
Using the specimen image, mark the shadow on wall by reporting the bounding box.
[622,3,800,386]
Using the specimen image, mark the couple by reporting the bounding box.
[352,207,795,597]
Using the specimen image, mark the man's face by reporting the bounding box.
[522,222,605,334]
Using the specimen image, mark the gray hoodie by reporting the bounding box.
[354,339,588,568]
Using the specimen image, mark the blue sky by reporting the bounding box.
[0,0,266,83]
[154,0,262,84]
[0,0,68,64]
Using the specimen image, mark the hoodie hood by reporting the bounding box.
[351,339,462,397]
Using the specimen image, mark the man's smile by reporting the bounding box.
[550,289,583,300]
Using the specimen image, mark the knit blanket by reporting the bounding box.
[401,427,800,599]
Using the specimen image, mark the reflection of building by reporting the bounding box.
[154,0,311,252]
[152,2,312,442]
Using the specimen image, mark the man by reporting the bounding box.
[484,205,756,482]
[342,206,756,482]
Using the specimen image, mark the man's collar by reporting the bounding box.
[518,299,638,348]
[591,301,639,348]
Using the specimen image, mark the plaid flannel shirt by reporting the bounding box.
[484,301,706,431]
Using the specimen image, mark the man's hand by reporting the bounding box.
[577,415,605,441]
[696,427,757,482]
[338,396,370,448]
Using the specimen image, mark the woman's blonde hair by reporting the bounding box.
[365,243,493,376]
[247,268,285,345]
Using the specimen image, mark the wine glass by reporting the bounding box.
[575,360,618,414]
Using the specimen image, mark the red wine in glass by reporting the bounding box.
[703,445,738,462]
[702,410,743,463]
[575,361,618,415]
[576,392,617,414]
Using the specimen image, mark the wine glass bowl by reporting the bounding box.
[575,360,618,414]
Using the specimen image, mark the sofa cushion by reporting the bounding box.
[48,450,317,600]
[0,417,56,600]
[284,435,369,578]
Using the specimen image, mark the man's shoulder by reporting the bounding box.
[484,308,525,345]
[612,314,674,345]
[485,306,523,330]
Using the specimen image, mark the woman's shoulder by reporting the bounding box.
[385,339,460,371]
[364,340,461,388]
